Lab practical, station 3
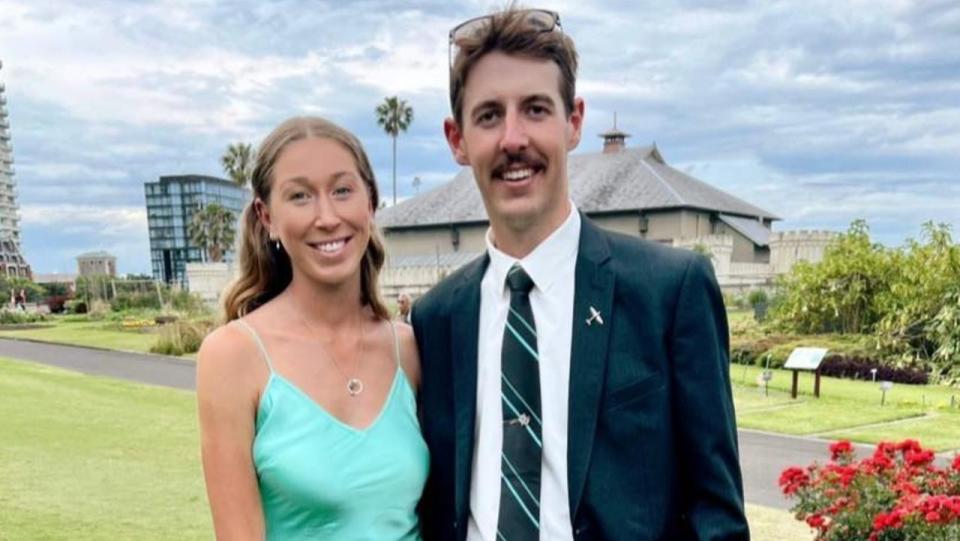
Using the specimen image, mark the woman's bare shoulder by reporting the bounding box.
[392,320,421,389]
[196,320,267,394]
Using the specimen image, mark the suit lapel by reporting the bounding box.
[450,254,489,521]
[567,216,614,518]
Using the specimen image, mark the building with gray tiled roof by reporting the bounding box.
[379,144,778,228]
[378,136,779,269]
[375,130,836,298]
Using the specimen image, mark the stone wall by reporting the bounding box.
[676,230,836,291]
[768,230,838,274]
[185,262,236,305]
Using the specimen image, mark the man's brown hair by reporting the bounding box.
[449,7,579,126]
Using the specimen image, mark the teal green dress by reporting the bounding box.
[236,320,429,540]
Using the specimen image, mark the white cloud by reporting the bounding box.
[0,0,957,271]
[20,204,146,236]
[16,163,129,181]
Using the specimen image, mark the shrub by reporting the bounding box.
[87,299,111,320]
[168,290,208,315]
[730,334,798,366]
[772,220,960,383]
[781,439,960,540]
[65,299,88,314]
[929,291,960,386]
[875,224,960,369]
[0,310,47,325]
[771,220,893,335]
[819,355,929,385]
[111,291,162,312]
[150,320,214,356]
[748,289,768,307]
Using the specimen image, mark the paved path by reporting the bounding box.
[1,337,866,510]
[0,337,195,390]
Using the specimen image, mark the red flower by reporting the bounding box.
[898,439,922,454]
[906,449,935,467]
[784,439,960,539]
[779,466,810,495]
[806,514,827,529]
[864,453,895,472]
[830,440,855,461]
[876,441,898,457]
[873,509,905,531]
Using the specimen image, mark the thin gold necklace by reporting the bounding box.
[298,306,367,397]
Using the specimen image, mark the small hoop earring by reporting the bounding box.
[275,240,281,251]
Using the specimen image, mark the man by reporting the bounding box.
[397,291,413,324]
[412,7,749,540]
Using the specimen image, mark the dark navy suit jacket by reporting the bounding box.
[412,215,749,540]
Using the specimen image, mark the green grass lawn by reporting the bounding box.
[0,356,814,539]
[732,365,960,450]
[828,413,960,452]
[0,318,161,354]
[0,357,211,540]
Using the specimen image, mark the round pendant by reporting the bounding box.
[346,378,364,396]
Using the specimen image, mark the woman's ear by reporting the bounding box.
[254,197,273,237]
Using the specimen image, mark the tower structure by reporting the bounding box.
[0,60,31,278]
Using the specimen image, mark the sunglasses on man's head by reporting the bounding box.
[447,9,562,70]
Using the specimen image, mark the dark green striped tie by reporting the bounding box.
[497,264,541,540]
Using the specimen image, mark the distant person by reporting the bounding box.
[397,291,413,324]
[196,117,427,539]
[16,288,26,311]
[412,7,749,540]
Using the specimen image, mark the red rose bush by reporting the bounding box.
[780,440,960,540]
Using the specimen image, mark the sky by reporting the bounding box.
[1,0,958,275]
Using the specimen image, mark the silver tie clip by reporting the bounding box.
[505,413,531,427]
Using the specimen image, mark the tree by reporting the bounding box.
[375,96,414,205]
[188,203,236,263]
[221,142,255,188]
[771,220,892,334]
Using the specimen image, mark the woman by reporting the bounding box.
[197,117,428,540]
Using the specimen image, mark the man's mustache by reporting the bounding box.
[491,152,546,178]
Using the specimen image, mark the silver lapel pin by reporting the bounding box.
[586,306,604,326]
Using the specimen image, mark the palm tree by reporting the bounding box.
[375,96,414,205]
[188,203,236,263]
[221,142,255,188]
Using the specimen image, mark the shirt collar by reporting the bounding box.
[485,203,581,295]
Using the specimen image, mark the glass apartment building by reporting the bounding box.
[144,175,246,287]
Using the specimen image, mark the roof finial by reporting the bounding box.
[599,113,630,154]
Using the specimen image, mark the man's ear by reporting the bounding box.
[254,197,273,238]
[443,117,470,166]
[566,97,586,151]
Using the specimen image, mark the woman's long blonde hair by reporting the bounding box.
[222,116,389,322]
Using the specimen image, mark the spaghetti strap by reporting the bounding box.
[388,320,401,367]
[234,319,275,373]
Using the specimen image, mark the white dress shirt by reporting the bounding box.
[467,206,580,541]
